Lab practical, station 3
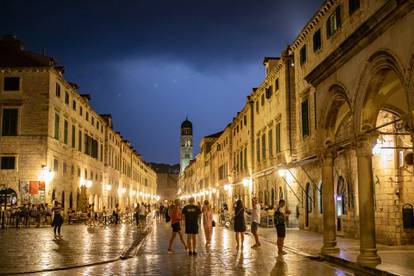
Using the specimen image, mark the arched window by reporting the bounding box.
[337,176,346,215]
[305,183,312,213]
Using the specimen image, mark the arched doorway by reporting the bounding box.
[69,192,73,209]
[336,176,346,232]
[305,183,312,228]
[61,191,65,209]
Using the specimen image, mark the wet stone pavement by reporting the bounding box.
[0,220,356,275]
[0,223,143,275]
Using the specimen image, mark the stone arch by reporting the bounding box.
[354,50,408,131]
[319,82,353,146]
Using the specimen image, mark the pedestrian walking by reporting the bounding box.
[134,204,140,226]
[182,197,202,255]
[202,200,213,246]
[113,204,120,225]
[274,199,290,255]
[248,197,261,248]
[167,199,187,253]
[139,202,146,227]
[234,199,246,250]
[52,201,63,238]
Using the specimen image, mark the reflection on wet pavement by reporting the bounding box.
[20,220,354,276]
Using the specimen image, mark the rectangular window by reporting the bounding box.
[72,100,76,111]
[65,91,69,105]
[71,125,76,148]
[349,0,360,15]
[244,115,247,126]
[3,77,20,91]
[91,117,94,126]
[300,45,307,65]
[265,86,273,99]
[301,99,310,137]
[275,78,279,91]
[262,134,266,160]
[64,120,68,144]
[2,108,18,136]
[53,159,59,172]
[55,83,61,97]
[86,112,89,122]
[80,106,83,116]
[327,5,342,38]
[313,29,322,52]
[239,150,243,172]
[256,138,260,163]
[1,156,16,170]
[97,121,100,130]
[276,122,281,153]
[244,147,247,170]
[268,129,273,157]
[261,94,265,106]
[63,162,67,174]
[54,113,60,140]
[78,130,82,151]
[256,101,259,114]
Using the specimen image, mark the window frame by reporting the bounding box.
[300,44,307,65]
[301,98,310,138]
[3,77,21,92]
[1,155,17,170]
[313,29,322,53]
[1,107,19,136]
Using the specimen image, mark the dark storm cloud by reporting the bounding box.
[1,0,322,163]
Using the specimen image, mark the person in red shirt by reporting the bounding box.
[167,199,187,253]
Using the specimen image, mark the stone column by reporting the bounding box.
[356,135,381,266]
[321,150,339,254]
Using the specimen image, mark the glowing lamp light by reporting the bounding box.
[86,180,93,188]
[278,169,287,177]
[104,184,112,191]
[131,190,136,196]
[121,188,126,194]
[212,188,217,193]
[224,184,232,191]
[40,166,54,183]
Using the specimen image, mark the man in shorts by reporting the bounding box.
[250,197,261,248]
[182,197,202,255]
[167,199,187,253]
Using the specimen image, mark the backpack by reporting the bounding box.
[165,207,170,223]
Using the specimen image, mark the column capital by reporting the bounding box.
[356,132,378,157]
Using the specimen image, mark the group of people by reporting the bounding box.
[166,197,290,256]
[6,203,54,228]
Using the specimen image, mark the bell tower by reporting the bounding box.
[180,117,193,174]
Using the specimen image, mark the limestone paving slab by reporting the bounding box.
[0,224,140,274]
[34,221,353,275]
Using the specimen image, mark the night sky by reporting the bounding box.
[1,0,322,164]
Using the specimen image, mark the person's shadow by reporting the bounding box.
[270,256,288,276]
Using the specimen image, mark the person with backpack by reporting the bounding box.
[234,199,246,250]
[274,199,290,255]
[167,199,187,253]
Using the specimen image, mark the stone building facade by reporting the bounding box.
[149,163,179,202]
[0,36,157,213]
[178,0,414,266]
